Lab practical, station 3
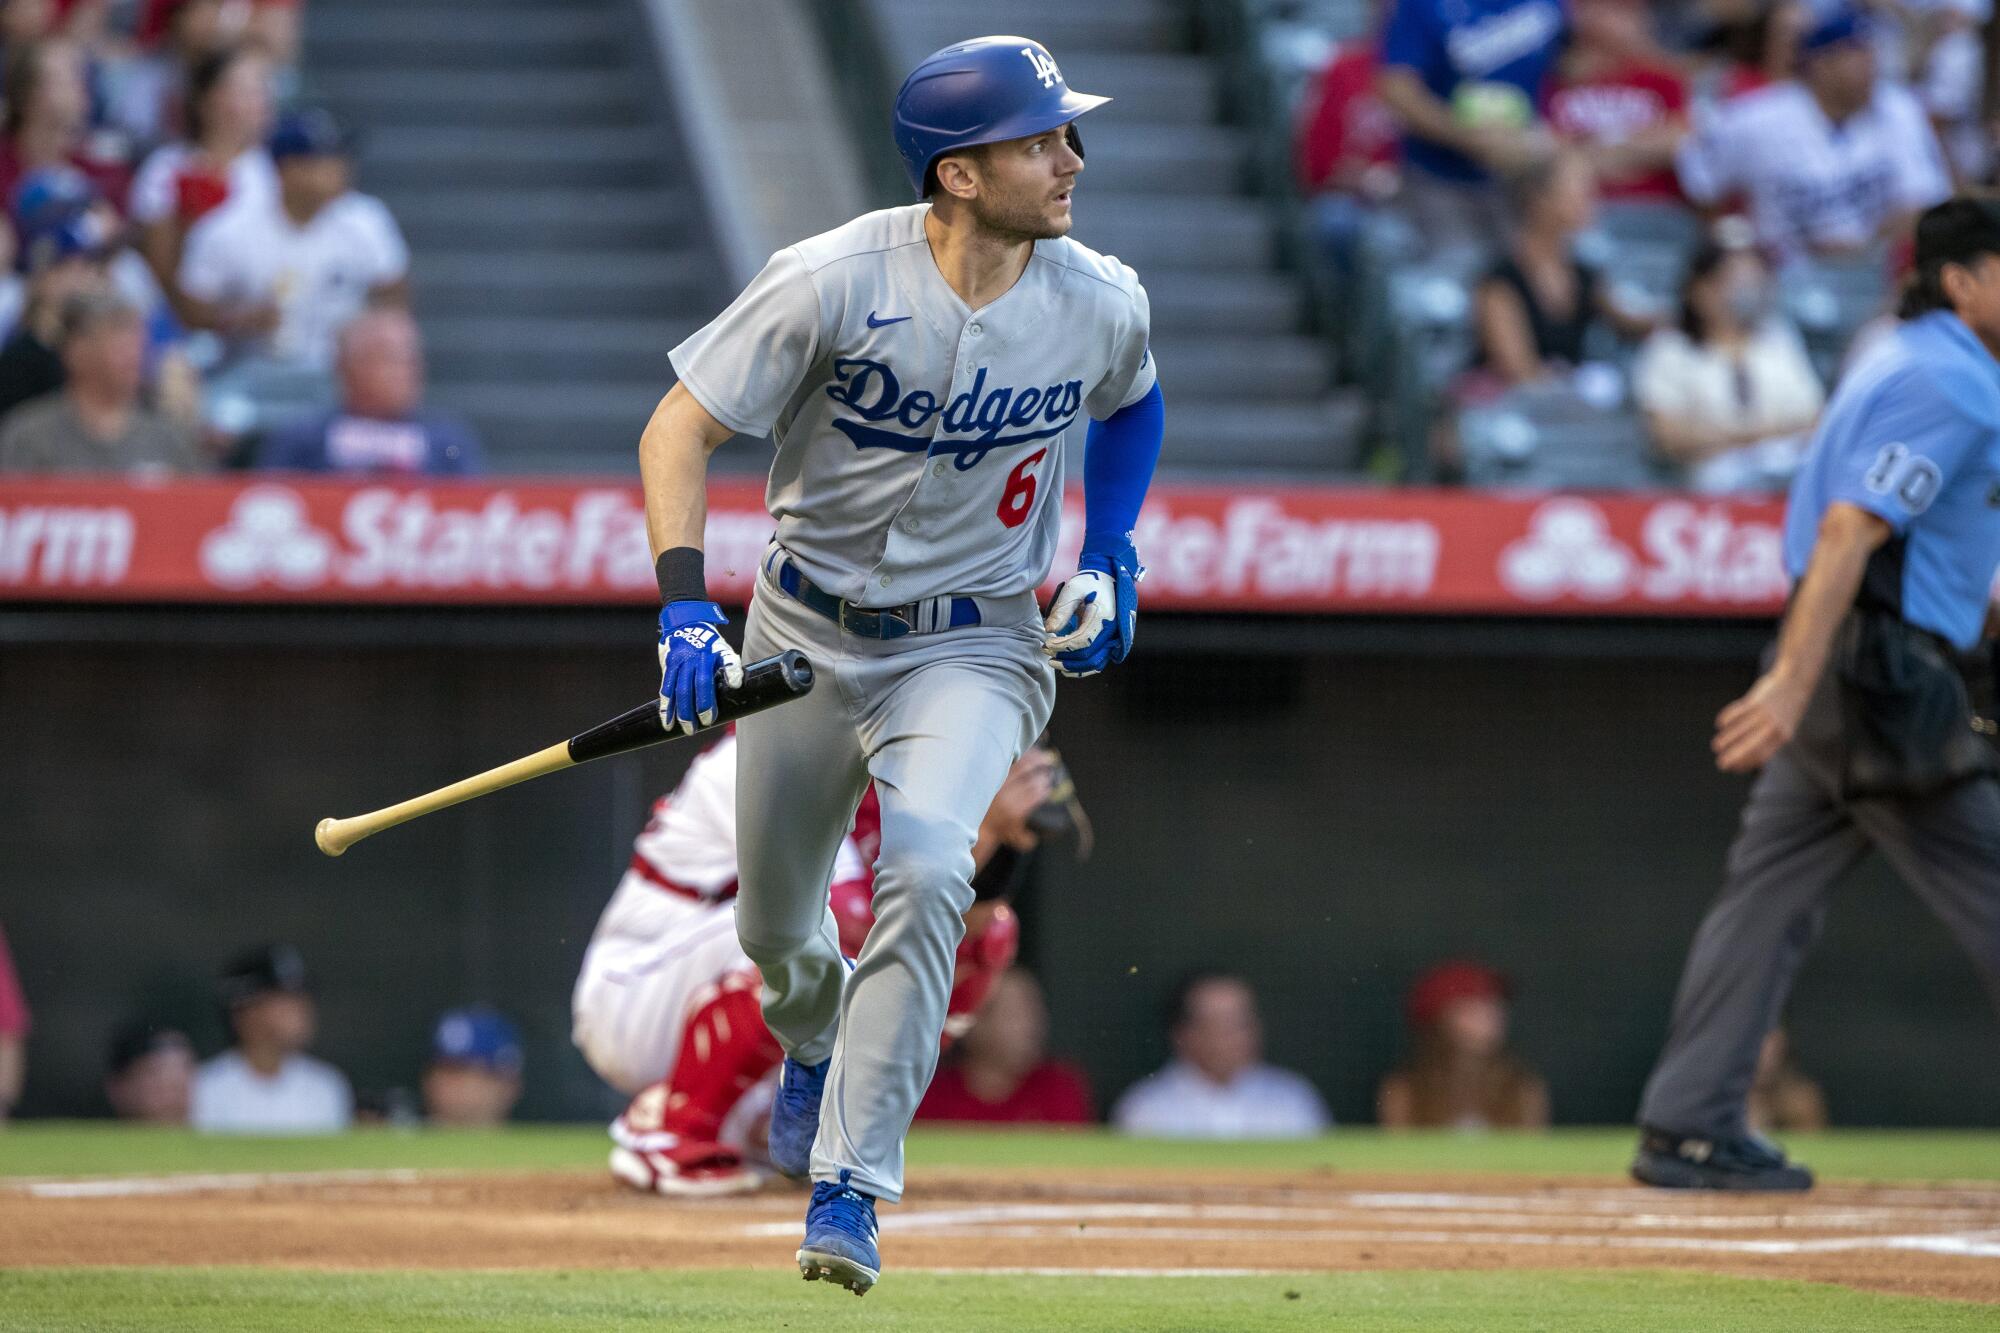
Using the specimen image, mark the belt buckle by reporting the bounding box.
[839,600,912,639]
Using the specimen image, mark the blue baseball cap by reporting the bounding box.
[19,211,115,274]
[430,1006,523,1076]
[12,166,98,234]
[269,107,354,161]
[1801,10,1873,57]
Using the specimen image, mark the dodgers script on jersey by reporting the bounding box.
[668,203,1156,606]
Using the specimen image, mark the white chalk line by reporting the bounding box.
[743,1198,2000,1260]
[877,1222,2000,1259]
[11,1169,433,1199]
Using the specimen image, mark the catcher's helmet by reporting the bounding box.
[891,35,1109,198]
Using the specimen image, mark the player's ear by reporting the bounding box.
[932,151,981,202]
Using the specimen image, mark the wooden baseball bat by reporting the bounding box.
[314,650,814,857]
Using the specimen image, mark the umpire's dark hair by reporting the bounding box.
[1900,196,2000,320]
[1164,970,1250,1032]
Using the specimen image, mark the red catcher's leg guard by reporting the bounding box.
[942,903,1019,1048]
[616,971,783,1147]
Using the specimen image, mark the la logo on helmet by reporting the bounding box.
[1020,46,1062,88]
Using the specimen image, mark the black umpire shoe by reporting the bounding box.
[1631,1127,1814,1191]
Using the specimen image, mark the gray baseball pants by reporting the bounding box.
[732,562,1054,1202]
[1638,740,2000,1138]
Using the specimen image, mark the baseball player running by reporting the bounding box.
[1633,198,2000,1191]
[570,734,1053,1196]
[638,36,1162,1293]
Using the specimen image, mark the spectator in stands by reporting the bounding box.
[1747,1027,1828,1132]
[1684,0,1812,101]
[917,968,1095,1125]
[0,0,57,99]
[1377,960,1549,1129]
[129,45,276,305]
[422,1005,524,1128]
[1374,0,1565,253]
[191,943,352,1135]
[1296,33,1402,205]
[0,288,197,471]
[1469,151,1652,387]
[0,38,130,215]
[255,308,483,474]
[1111,973,1330,1138]
[1910,0,1989,185]
[99,0,257,146]
[1675,10,1951,260]
[0,923,28,1124]
[179,107,409,370]
[0,192,112,416]
[1546,0,1691,201]
[104,1023,195,1124]
[1633,233,1824,490]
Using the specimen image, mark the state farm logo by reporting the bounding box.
[1127,497,1440,601]
[1500,498,1786,605]
[193,484,771,596]
[199,487,334,588]
[1499,499,1635,601]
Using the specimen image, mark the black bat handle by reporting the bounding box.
[565,650,815,766]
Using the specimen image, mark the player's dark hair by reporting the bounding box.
[1899,265,1955,320]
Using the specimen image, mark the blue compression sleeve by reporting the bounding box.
[1080,379,1164,558]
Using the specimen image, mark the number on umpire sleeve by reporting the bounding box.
[1862,442,1943,515]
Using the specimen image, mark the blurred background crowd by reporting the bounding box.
[0,919,1831,1137]
[0,0,1991,490]
[0,0,476,483]
[1282,0,1995,487]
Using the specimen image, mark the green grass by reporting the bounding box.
[4,1122,1999,1183]
[0,1268,1991,1333]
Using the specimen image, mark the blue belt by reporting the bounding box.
[774,557,981,640]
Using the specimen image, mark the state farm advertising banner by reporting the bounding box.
[0,477,1790,616]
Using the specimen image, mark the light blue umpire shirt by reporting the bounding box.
[1783,310,2000,649]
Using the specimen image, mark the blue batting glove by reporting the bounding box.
[1041,540,1141,678]
[657,600,744,736]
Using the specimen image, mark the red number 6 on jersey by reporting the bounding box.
[996,448,1049,529]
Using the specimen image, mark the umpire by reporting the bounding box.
[1633,197,2000,1191]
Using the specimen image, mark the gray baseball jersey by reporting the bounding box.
[669,203,1155,606]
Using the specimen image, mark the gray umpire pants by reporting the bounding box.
[1637,701,2000,1138]
[732,561,1054,1202]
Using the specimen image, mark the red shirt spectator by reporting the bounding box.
[1546,61,1688,200]
[919,1060,1096,1125]
[0,923,29,1120]
[1295,43,1401,198]
[915,968,1097,1126]
[0,925,28,1041]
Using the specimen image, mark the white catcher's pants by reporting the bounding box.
[734,563,1054,1201]
[570,873,775,1148]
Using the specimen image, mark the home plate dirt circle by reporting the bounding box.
[6,1168,1999,1302]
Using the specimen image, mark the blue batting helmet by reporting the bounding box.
[891,35,1109,198]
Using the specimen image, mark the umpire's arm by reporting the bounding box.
[1714,502,1891,773]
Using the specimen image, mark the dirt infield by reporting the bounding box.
[6,1166,2000,1303]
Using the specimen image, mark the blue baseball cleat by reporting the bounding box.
[768,1056,828,1179]
[797,1169,880,1295]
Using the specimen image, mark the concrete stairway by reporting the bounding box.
[864,0,1364,473]
[303,0,731,471]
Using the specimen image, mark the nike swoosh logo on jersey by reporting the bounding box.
[866,311,911,328]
